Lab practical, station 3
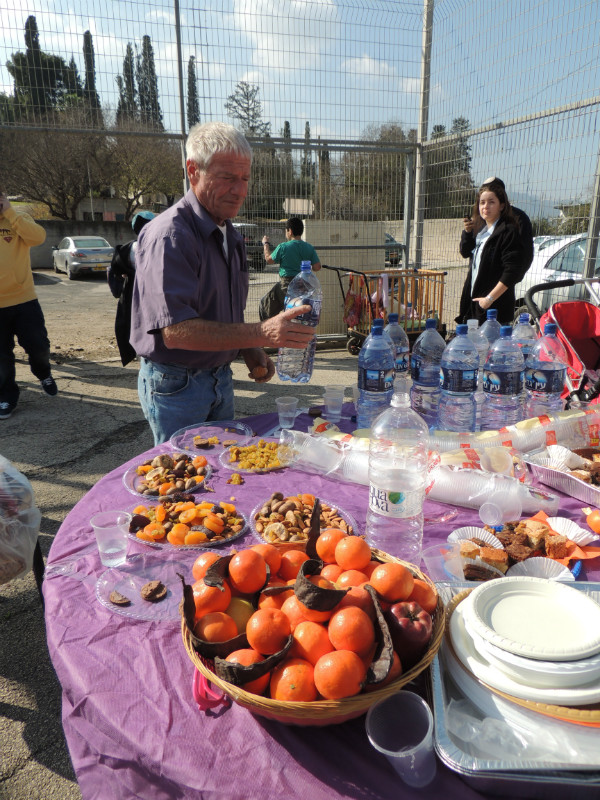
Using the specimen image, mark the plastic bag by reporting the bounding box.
[343,275,361,328]
[0,455,41,585]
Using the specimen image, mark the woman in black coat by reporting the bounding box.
[456,181,526,325]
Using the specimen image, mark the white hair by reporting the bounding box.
[186,122,252,170]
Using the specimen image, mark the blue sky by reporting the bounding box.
[1,0,599,213]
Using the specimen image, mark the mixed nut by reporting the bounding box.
[133,453,210,496]
[253,492,354,544]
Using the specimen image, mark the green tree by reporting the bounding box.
[116,43,137,125]
[225,81,270,136]
[83,30,103,126]
[187,56,200,128]
[136,35,163,130]
[424,117,474,218]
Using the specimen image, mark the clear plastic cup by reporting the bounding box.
[323,385,345,423]
[275,396,299,429]
[366,691,437,788]
[278,429,344,475]
[90,511,131,568]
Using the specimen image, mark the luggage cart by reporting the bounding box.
[322,264,447,354]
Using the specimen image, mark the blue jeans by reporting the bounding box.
[0,299,52,407]
[138,358,235,445]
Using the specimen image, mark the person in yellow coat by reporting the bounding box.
[0,192,57,420]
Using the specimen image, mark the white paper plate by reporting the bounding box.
[473,631,600,689]
[506,556,575,582]
[447,526,503,549]
[449,598,600,704]
[546,516,599,547]
[169,420,254,452]
[464,576,600,661]
[122,458,213,498]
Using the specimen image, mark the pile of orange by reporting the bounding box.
[190,529,437,703]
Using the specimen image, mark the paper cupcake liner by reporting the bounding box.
[506,556,574,582]
[447,526,503,549]
[546,516,599,546]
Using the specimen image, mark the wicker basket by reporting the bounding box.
[182,547,445,726]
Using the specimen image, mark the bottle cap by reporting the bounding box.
[388,313,399,324]
[544,323,557,335]
[300,261,312,270]
[455,324,468,335]
[466,319,478,329]
[425,318,437,329]
[372,319,384,329]
[500,325,513,336]
[519,313,530,323]
[486,309,498,319]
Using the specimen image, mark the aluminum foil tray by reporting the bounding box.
[431,581,600,798]
[525,460,600,507]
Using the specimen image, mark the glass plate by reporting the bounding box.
[249,495,359,542]
[95,553,186,622]
[169,420,254,452]
[127,509,248,550]
[122,457,213,498]
[218,447,288,474]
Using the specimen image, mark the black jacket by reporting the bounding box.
[107,242,136,366]
[456,218,526,325]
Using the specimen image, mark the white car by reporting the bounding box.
[514,234,591,317]
[52,236,114,279]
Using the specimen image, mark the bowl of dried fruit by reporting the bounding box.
[122,453,212,497]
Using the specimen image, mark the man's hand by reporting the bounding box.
[0,194,11,214]
[242,348,275,383]
[260,305,317,348]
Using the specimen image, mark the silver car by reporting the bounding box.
[52,236,114,279]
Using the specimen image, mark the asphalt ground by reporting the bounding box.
[0,272,360,799]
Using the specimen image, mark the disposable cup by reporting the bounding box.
[479,491,523,526]
[90,510,131,568]
[278,429,344,475]
[323,385,345,422]
[275,396,299,430]
[366,691,437,788]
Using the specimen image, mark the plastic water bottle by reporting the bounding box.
[356,322,395,429]
[437,325,479,432]
[410,319,446,429]
[481,326,525,430]
[512,313,538,360]
[467,319,488,431]
[277,262,322,383]
[366,391,429,562]
[525,322,568,417]
[384,313,410,378]
[480,308,501,347]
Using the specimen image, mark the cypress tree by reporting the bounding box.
[116,43,137,124]
[187,55,200,128]
[83,30,103,126]
[136,35,163,130]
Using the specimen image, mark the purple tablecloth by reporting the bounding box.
[44,408,600,800]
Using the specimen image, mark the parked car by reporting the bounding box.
[232,222,264,272]
[385,233,401,265]
[514,233,591,317]
[52,236,114,279]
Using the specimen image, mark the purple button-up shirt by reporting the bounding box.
[130,190,249,369]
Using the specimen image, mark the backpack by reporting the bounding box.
[108,242,137,366]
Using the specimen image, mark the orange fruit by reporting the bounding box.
[245,608,291,655]
[368,562,414,603]
[362,560,382,578]
[290,620,334,665]
[320,563,344,583]
[225,648,270,695]
[251,543,282,575]
[327,606,375,656]
[336,569,369,589]
[315,528,348,563]
[258,587,294,611]
[334,536,371,571]
[193,611,238,642]
[280,594,310,631]
[335,585,376,620]
[192,552,221,582]
[278,549,310,581]
[270,657,318,701]
[313,650,366,700]
[192,578,232,619]
[228,550,267,594]
[407,578,438,614]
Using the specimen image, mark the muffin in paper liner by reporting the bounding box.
[506,556,575,581]
[447,526,503,549]
[546,516,599,546]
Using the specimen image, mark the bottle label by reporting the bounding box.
[368,484,425,518]
[359,366,394,392]
[440,366,478,393]
[284,295,321,326]
[410,354,441,384]
[483,369,524,395]
[395,352,409,373]
[525,367,566,394]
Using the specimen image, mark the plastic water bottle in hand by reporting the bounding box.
[277,261,322,383]
[525,322,568,417]
[481,326,525,430]
[356,321,395,430]
[467,318,489,431]
[480,308,501,346]
[410,319,446,429]
[384,312,410,379]
[512,313,538,360]
[366,391,429,562]
[437,325,479,432]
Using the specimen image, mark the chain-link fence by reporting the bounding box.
[1,0,599,339]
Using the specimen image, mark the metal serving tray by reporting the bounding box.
[431,581,600,798]
[525,460,600,507]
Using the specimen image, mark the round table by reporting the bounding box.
[44,408,600,800]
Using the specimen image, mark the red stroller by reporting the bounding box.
[526,277,600,405]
